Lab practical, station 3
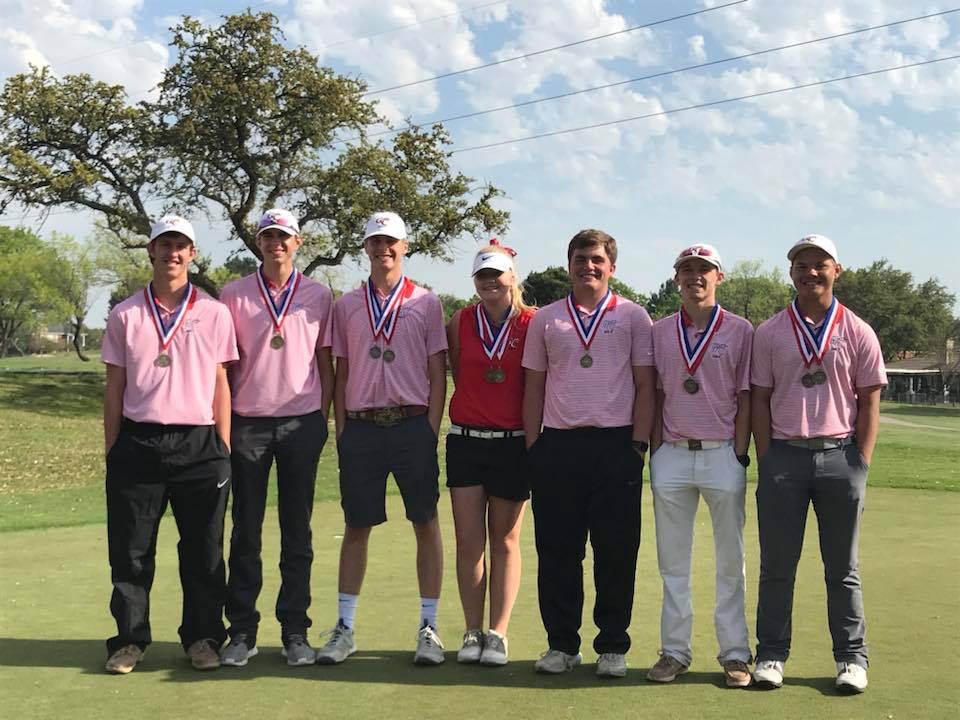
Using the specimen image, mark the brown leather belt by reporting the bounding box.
[346,405,427,427]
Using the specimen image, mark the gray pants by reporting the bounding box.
[755,440,869,667]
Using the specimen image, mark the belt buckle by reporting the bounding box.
[687,439,703,451]
[372,407,402,427]
[477,430,495,439]
[809,438,826,450]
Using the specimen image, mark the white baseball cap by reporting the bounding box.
[472,250,514,276]
[673,243,723,271]
[257,208,300,237]
[363,211,407,241]
[149,215,196,244]
[788,234,839,263]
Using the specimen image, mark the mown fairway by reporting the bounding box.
[1,353,959,719]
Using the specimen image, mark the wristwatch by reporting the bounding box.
[736,454,750,468]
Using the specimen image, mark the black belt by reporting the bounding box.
[781,437,855,450]
[346,405,427,427]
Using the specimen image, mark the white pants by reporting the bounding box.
[649,441,750,665]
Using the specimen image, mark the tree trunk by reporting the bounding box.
[71,315,90,362]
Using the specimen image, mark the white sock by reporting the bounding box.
[338,592,359,629]
[420,597,439,629]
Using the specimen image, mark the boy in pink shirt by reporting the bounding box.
[647,244,753,688]
[522,229,655,678]
[316,211,448,666]
[101,215,238,674]
[218,209,335,668]
[751,235,886,694]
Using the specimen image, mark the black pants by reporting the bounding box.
[529,426,643,656]
[105,420,231,655]
[226,411,327,644]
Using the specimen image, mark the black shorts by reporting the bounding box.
[336,414,439,527]
[445,432,530,502]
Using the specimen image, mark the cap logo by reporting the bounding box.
[375,217,389,226]
[680,246,713,258]
[259,212,294,229]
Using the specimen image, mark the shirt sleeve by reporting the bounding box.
[425,294,448,356]
[854,320,888,388]
[751,321,774,388]
[316,286,334,351]
[630,304,655,367]
[216,302,240,364]
[101,307,127,367]
[332,297,349,359]
[521,311,548,372]
[736,320,754,393]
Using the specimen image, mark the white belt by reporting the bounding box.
[448,424,525,440]
[669,439,733,451]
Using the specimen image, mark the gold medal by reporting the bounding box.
[154,353,171,368]
[270,334,285,349]
[683,377,699,394]
[383,349,396,363]
[801,373,815,388]
[485,367,506,383]
[812,369,827,385]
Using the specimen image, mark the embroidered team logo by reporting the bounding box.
[601,318,617,334]
[710,342,727,358]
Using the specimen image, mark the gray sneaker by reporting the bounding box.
[646,653,688,682]
[457,630,483,664]
[281,633,317,666]
[479,632,508,666]
[220,634,258,667]
[414,622,445,665]
[535,648,582,674]
[596,652,627,678]
[316,621,356,665]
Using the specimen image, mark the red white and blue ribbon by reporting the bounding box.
[788,297,843,368]
[144,281,196,349]
[256,265,302,333]
[365,275,409,342]
[565,289,616,352]
[676,304,724,376]
[475,303,513,362]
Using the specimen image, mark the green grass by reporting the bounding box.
[1,489,957,720]
[0,351,104,373]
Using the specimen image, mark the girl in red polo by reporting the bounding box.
[446,241,535,666]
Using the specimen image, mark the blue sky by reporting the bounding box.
[1,1,958,325]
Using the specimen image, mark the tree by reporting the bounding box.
[0,12,508,295]
[716,261,793,326]
[609,277,649,306]
[46,234,104,361]
[834,259,956,361]
[646,278,681,320]
[0,227,68,357]
[438,293,473,323]
[522,267,569,306]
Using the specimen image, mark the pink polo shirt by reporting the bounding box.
[332,281,447,411]
[220,271,333,417]
[102,287,238,426]
[653,308,753,442]
[751,304,887,439]
[522,296,654,429]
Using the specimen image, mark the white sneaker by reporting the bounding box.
[836,662,868,693]
[457,630,483,664]
[535,648,582,674]
[479,631,508,666]
[596,653,627,678]
[753,659,784,689]
[414,622,445,665]
[315,621,356,665]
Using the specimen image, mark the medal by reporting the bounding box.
[676,304,723,394]
[485,367,506,383]
[365,275,411,359]
[145,281,195,370]
[256,265,301,350]
[566,290,615,370]
[475,303,513,373]
[788,298,843,382]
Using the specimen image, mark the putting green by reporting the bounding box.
[1,486,957,720]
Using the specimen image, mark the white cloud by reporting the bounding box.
[688,34,706,61]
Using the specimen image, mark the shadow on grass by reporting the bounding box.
[0,640,841,694]
[0,374,103,418]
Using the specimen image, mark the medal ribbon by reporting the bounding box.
[365,275,409,343]
[255,265,302,333]
[144,282,195,350]
[565,290,616,352]
[788,298,843,368]
[475,304,513,362]
[676,304,724,376]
